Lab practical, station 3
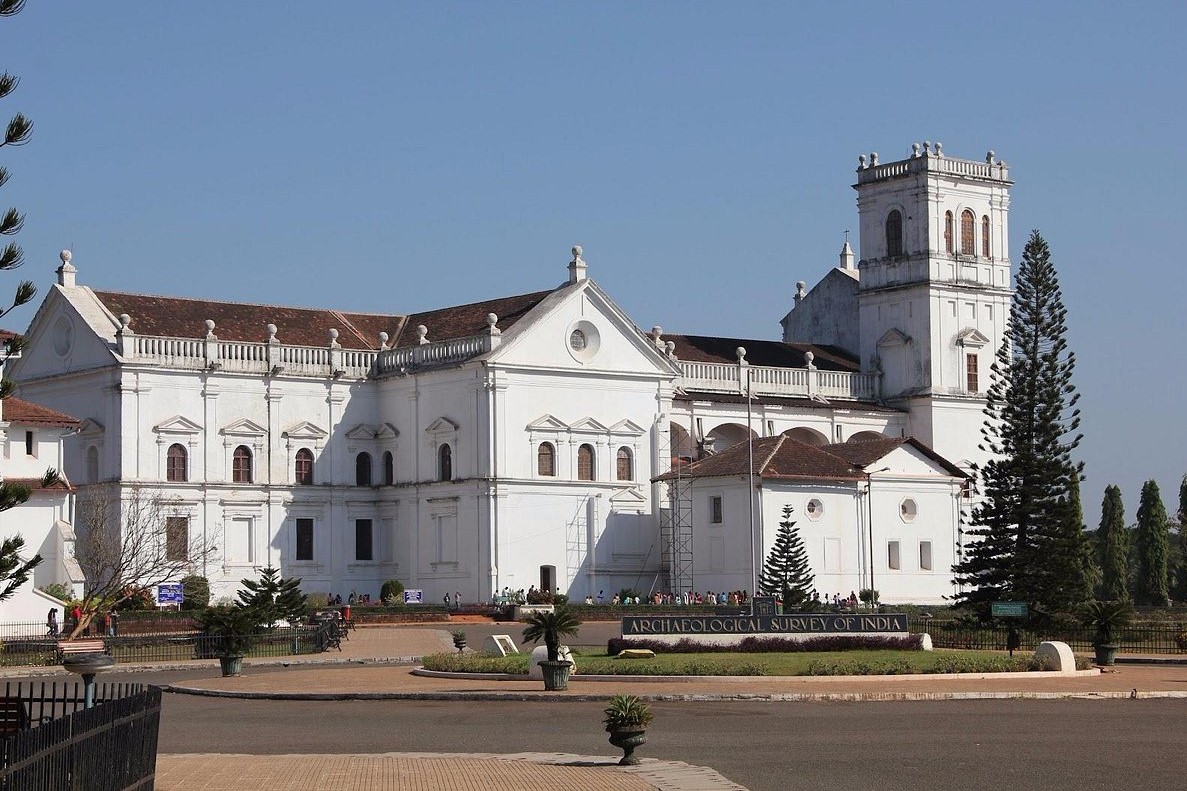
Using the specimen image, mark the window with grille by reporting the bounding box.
[165,517,189,562]
[981,215,991,257]
[577,444,595,481]
[885,209,903,257]
[537,442,556,476]
[232,445,253,483]
[295,518,314,561]
[355,452,372,486]
[438,444,453,482]
[295,448,314,485]
[710,495,723,524]
[24,431,33,456]
[166,443,188,482]
[355,519,373,561]
[616,446,633,481]
[966,352,979,393]
[944,211,954,253]
[383,451,394,485]
[960,210,975,255]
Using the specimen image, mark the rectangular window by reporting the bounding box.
[919,540,933,571]
[225,517,254,564]
[355,519,373,561]
[888,540,901,571]
[710,496,723,524]
[165,517,189,562]
[435,513,458,563]
[24,431,34,456]
[966,353,979,393]
[295,518,314,561]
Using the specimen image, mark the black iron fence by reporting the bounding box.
[0,625,330,667]
[0,681,146,728]
[916,620,1187,653]
[0,684,160,791]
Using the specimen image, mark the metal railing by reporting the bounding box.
[917,620,1187,654]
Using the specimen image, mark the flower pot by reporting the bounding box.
[452,636,467,653]
[1093,644,1118,667]
[537,659,572,691]
[219,655,245,677]
[607,728,647,766]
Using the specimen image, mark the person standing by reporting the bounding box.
[453,590,460,610]
[46,608,58,637]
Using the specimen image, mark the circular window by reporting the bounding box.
[805,498,824,520]
[565,320,601,363]
[52,315,74,357]
[900,498,918,523]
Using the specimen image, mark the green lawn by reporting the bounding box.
[422,648,1062,676]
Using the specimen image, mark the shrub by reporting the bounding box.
[115,587,156,611]
[603,695,653,731]
[305,592,332,608]
[179,575,211,611]
[421,652,527,674]
[37,583,72,601]
[380,579,405,604]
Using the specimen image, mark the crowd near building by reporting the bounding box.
[3,143,1013,609]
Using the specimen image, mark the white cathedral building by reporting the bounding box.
[9,143,1012,605]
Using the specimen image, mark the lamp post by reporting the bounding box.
[865,466,890,607]
[738,347,757,613]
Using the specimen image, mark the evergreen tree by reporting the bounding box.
[237,566,308,626]
[952,231,1083,613]
[1097,485,1129,601]
[1056,472,1097,604]
[1176,475,1187,601]
[1134,480,1169,606]
[759,505,815,609]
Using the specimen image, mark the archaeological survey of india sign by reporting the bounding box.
[621,613,909,636]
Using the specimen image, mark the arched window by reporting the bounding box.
[232,445,253,483]
[577,444,595,481]
[383,451,394,485]
[981,215,991,257]
[960,209,975,255]
[166,443,188,482]
[438,444,452,482]
[537,442,556,476]
[295,448,314,485]
[355,452,373,486]
[885,209,903,257]
[944,211,954,253]
[86,445,99,482]
[616,446,633,481]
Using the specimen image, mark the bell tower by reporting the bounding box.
[854,142,1013,471]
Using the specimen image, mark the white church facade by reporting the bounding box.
[8,143,1013,605]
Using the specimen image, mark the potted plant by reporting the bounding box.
[198,604,259,677]
[1081,599,1131,666]
[451,629,467,653]
[521,606,580,690]
[603,694,653,765]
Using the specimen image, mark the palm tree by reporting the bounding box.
[521,607,581,662]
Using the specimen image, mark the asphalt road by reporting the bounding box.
[17,666,1187,791]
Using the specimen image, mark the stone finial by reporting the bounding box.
[266,323,277,343]
[665,340,676,359]
[378,331,389,350]
[934,141,943,157]
[204,319,216,339]
[795,280,807,303]
[923,141,931,154]
[858,154,867,169]
[118,313,132,333]
[805,351,816,370]
[840,240,855,270]
[911,142,921,158]
[56,249,77,287]
[870,152,879,166]
[986,150,996,164]
[568,244,588,284]
[649,326,663,348]
[416,324,429,345]
[735,346,747,365]
[328,328,340,348]
[486,313,500,335]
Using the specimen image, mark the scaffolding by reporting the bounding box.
[657,413,694,596]
[565,495,588,594]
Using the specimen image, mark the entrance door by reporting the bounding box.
[539,565,556,594]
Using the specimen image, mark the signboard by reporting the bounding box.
[403,589,424,605]
[157,583,184,605]
[621,612,909,637]
[751,595,778,617]
[991,601,1028,618]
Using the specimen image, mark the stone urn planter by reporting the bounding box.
[1093,643,1119,667]
[219,655,245,677]
[607,729,647,766]
[603,694,652,766]
[538,659,573,691]
[451,630,467,653]
[1081,600,1131,668]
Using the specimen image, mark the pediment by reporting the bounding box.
[77,418,105,437]
[282,420,328,440]
[609,487,647,506]
[376,422,400,440]
[527,414,569,432]
[155,415,203,435]
[956,327,990,347]
[876,328,911,348]
[220,418,266,437]
[345,423,379,440]
[608,419,646,437]
[570,417,609,433]
[425,416,459,434]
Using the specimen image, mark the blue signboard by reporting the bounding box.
[403,589,424,605]
[157,583,184,605]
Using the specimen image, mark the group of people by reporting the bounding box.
[579,589,753,606]
[45,606,119,637]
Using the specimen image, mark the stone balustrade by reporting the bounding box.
[676,360,880,401]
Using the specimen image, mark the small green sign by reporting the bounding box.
[991,601,1028,618]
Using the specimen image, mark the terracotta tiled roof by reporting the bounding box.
[2,397,80,428]
[0,329,19,342]
[655,435,865,483]
[663,334,858,372]
[1,476,75,493]
[825,436,969,478]
[673,391,905,413]
[90,288,556,351]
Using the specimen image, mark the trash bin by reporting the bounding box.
[341,604,351,622]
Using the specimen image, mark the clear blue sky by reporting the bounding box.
[3,2,1184,521]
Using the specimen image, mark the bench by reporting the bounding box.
[57,639,107,662]
[0,697,30,736]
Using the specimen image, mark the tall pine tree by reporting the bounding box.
[952,231,1083,614]
[759,505,814,609]
[1176,475,1187,601]
[1097,485,1129,601]
[1134,480,1169,606]
[1057,472,1097,603]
